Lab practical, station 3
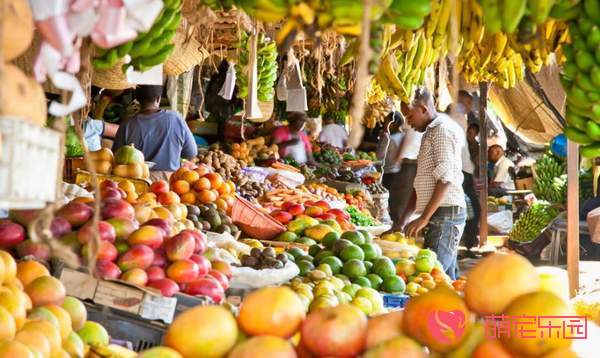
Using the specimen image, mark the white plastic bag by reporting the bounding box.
[488,210,513,234]
[229,261,300,290]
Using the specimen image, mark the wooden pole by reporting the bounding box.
[567,140,579,297]
[478,82,489,246]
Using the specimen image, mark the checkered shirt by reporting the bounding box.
[414,113,466,213]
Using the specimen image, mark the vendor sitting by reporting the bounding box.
[112,85,198,182]
[271,112,315,165]
[488,144,515,192]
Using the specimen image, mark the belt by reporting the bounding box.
[435,206,465,215]
[402,159,417,164]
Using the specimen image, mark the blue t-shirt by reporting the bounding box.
[112,110,198,171]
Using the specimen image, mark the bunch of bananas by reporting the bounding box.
[367,80,386,105]
[382,0,432,30]
[201,0,234,11]
[93,0,181,72]
[509,19,569,72]
[561,2,600,157]
[509,200,559,243]
[550,0,586,20]
[363,100,392,129]
[533,152,567,204]
[235,32,278,102]
[481,0,554,34]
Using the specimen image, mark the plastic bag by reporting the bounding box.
[229,261,300,290]
[487,210,513,234]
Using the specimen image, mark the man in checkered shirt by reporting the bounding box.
[400,88,467,280]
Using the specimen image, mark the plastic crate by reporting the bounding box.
[0,117,61,209]
[230,195,286,240]
[84,302,167,352]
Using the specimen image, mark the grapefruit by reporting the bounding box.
[402,286,472,353]
[464,253,539,315]
[363,335,426,358]
[366,311,404,349]
[501,291,573,356]
[228,336,296,358]
[164,305,238,358]
[238,287,305,338]
[16,260,50,287]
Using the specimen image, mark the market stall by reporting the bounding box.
[1,0,600,357]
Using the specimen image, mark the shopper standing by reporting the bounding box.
[318,116,348,149]
[377,112,405,227]
[462,123,482,255]
[401,88,467,280]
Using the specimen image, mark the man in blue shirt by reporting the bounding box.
[112,85,197,180]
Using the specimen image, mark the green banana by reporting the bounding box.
[117,41,133,58]
[501,0,527,33]
[138,43,175,67]
[584,0,600,23]
[482,0,502,33]
[566,111,589,131]
[582,142,600,157]
[587,120,600,140]
[531,0,556,24]
[565,126,594,144]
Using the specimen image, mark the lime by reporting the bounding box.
[417,249,437,260]
[308,244,322,257]
[342,283,361,297]
[351,296,373,315]
[277,231,298,242]
[343,259,367,279]
[364,260,373,273]
[366,273,383,290]
[321,231,340,248]
[382,275,406,294]
[340,245,365,262]
[297,260,314,276]
[332,239,354,256]
[352,276,372,288]
[358,229,373,243]
[309,295,338,312]
[296,237,317,246]
[341,231,366,246]
[287,247,305,260]
[335,273,351,283]
[360,243,379,261]
[320,256,343,274]
[372,257,397,278]
[415,256,435,273]
[315,263,333,277]
[314,250,335,264]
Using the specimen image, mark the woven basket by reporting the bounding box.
[12,32,61,94]
[92,59,134,90]
[164,26,208,76]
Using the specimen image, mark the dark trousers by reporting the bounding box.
[382,161,418,230]
[461,171,481,249]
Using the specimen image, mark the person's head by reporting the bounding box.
[458,90,473,112]
[135,85,162,108]
[400,87,436,132]
[488,144,504,163]
[467,123,479,142]
[323,116,334,125]
[288,111,308,132]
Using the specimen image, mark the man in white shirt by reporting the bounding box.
[377,112,405,226]
[318,117,348,149]
[401,88,467,280]
[489,144,515,191]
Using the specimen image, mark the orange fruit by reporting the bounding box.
[193,177,211,191]
[217,183,231,195]
[222,194,236,207]
[172,180,190,195]
[205,173,223,190]
[473,340,512,358]
[198,190,217,204]
[210,189,220,200]
[215,198,228,211]
[180,192,197,205]
[158,191,181,206]
[227,181,236,193]
[195,166,210,177]
[182,170,200,184]
[171,168,188,182]
[16,260,49,287]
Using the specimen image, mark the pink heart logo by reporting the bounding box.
[427,310,466,345]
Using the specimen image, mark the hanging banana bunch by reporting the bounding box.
[235,32,278,102]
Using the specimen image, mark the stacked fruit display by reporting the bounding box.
[194,149,245,182]
[345,205,378,227]
[185,203,240,235]
[92,0,181,72]
[312,143,343,165]
[235,32,278,102]
[137,253,581,357]
[270,200,356,238]
[168,166,236,211]
[509,200,560,243]
[239,247,288,270]
[86,146,150,180]
[230,137,279,165]
[0,251,119,357]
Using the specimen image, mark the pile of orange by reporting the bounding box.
[170,166,236,211]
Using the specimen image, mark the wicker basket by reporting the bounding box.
[230,195,286,240]
[12,31,61,94]
[164,26,208,76]
[92,59,134,90]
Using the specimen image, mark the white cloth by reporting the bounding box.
[318,123,348,149]
[414,113,466,213]
[377,132,404,174]
[450,111,474,174]
[493,155,515,190]
[398,127,423,160]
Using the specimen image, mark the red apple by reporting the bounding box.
[150,180,170,195]
[147,278,179,297]
[190,255,211,276]
[287,204,305,216]
[100,180,118,190]
[106,217,139,240]
[164,232,196,261]
[146,266,166,281]
[77,220,116,244]
[0,220,25,249]
[95,259,122,279]
[281,202,295,211]
[118,244,154,271]
[314,200,331,211]
[50,217,72,237]
[271,210,293,224]
[101,199,135,221]
[141,218,171,237]
[166,259,199,284]
[101,188,123,200]
[56,202,93,227]
[81,241,118,262]
[184,277,224,303]
[16,240,50,261]
[327,208,350,221]
[207,269,229,291]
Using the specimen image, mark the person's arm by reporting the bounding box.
[397,189,416,230]
[111,123,126,152]
[405,181,451,237]
[103,122,119,138]
[181,121,198,159]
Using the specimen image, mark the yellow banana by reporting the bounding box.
[426,0,442,38]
